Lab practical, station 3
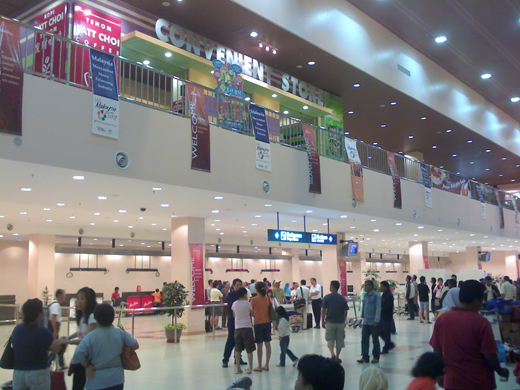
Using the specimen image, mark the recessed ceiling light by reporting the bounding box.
[90,223,95,226]
[245,97,251,101]
[252,223,257,226]
[308,61,316,66]
[265,46,270,52]
[390,101,397,105]
[13,234,18,236]
[438,229,443,232]
[486,149,491,153]
[119,210,126,213]
[73,175,84,180]
[440,166,444,168]
[255,215,261,218]
[481,73,491,79]
[250,31,258,38]
[265,204,272,207]
[0,216,4,218]
[348,111,354,115]
[421,117,426,120]
[283,110,289,115]
[435,36,447,43]
[151,223,157,226]
[214,196,223,200]
[502,157,507,160]
[98,196,107,200]
[373,142,378,146]
[143,60,150,65]
[452,154,457,157]
[212,210,219,213]
[70,216,75,219]
[292,220,297,223]
[272,94,277,98]
[408,135,414,139]
[113,220,119,223]
[370,219,377,222]
[373,229,379,232]
[353,83,360,88]
[94,212,100,216]
[395,223,402,226]
[432,145,437,149]
[214,219,220,222]
[341,215,347,218]
[57,203,65,206]
[220,232,224,235]
[303,105,309,110]
[499,174,503,177]
[418,226,424,229]
[162,1,170,5]
[296,65,303,69]
[381,124,386,128]
[46,219,52,222]
[350,226,355,229]
[164,52,172,58]
[511,97,520,103]
[152,187,162,191]
[43,208,50,211]
[272,49,277,54]
[306,210,313,213]
[161,204,169,207]
[20,188,31,191]
[128,226,133,228]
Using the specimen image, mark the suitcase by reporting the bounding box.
[307,313,313,329]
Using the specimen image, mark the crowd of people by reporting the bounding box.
[6,273,519,390]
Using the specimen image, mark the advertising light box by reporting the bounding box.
[267,229,337,245]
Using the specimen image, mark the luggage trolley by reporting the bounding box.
[346,295,362,329]
[287,310,303,333]
[117,301,127,330]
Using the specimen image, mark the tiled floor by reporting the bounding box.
[0,314,519,389]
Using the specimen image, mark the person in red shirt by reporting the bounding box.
[430,280,509,389]
[406,352,444,390]
[111,287,120,306]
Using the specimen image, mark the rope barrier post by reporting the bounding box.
[212,305,215,339]
[174,308,178,344]
[131,309,135,337]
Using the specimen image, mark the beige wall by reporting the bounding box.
[0,241,29,303]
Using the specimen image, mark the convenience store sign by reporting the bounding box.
[155,19,324,106]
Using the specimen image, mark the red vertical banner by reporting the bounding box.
[338,259,347,296]
[516,260,520,279]
[72,3,121,87]
[302,123,322,194]
[33,2,68,79]
[494,189,505,229]
[189,243,205,305]
[387,152,402,209]
[0,20,24,136]
[423,255,429,270]
[186,84,211,172]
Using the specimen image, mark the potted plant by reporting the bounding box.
[162,281,189,343]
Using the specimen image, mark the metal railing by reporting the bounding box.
[4,16,518,212]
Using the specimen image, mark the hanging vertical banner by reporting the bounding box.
[494,189,505,229]
[476,183,486,219]
[90,49,119,139]
[302,123,322,194]
[423,255,430,270]
[186,83,211,172]
[387,152,402,209]
[510,195,519,227]
[72,3,121,87]
[189,243,205,306]
[33,2,68,79]
[338,259,347,297]
[249,104,272,172]
[420,163,433,208]
[0,20,24,136]
[345,139,364,202]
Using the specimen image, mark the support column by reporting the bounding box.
[409,241,428,275]
[171,217,205,335]
[321,245,338,293]
[290,248,300,284]
[352,253,366,294]
[505,251,518,280]
[464,246,480,270]
[28,234,56,301]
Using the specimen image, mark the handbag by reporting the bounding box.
[0,336,14,369]
[268,302,277,323]
[293,287,306,309]
[120,330,140,371]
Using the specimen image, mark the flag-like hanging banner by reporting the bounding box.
[430,167,470,196]
[345,139,364,202]
[494,189,505,229]
[420,163,433,208]
[302,123,322,194]
[186,83,211,172]
[476,183,486,220]
[387,152,402,209]
[249,104,272,172]
[338,259,347,297]
[189,243,205,306]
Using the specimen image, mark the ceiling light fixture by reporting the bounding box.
[353,83,360,88]
[390,101,396,105]
[164,52,172,58]
[348,111,354,114]
[161,204,169,207]
[245,97,251,101]
[98,196,107,200]
[272,94,277,98]
[119,210,126,213]
[341,215,347,218]
[432,145,437,149]
[481,73,491,79]
[395,223,402,226]
[283,110,289,115]
[381,124,386,128]
[265,204,272,207]
[408,135,414,139]
[421,117,426,120]
[250,31,258,38]
[162,1,170,5]
[94,212,100,216]
[486,149,491,153]
[73,175,84,180]
[452,154,457,157]
[143,60,150,65]
[511,97,520,103]
[307,61,316,66]
[214,196,223,200]
[152,187,162,191]
[435,36,447,43]
[303,105,309,110]
[212,210,219,213]
[57,203,65,206]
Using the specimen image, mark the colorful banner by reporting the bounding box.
[495,189,505,229]
[302,123,322,194]
[420,163,433,208]
[338,259,347,297]
[90,49,119,139]
[387,152,402,209]
[345,139,364,202]
[189,243,205,306]
[72,3,121,87]
[34,2,68,79]
[423,255,429,270]
[0,20,24,136]
[476,183,486,220]
[512,195,520,227]
[430,167,470,195]
[249,104,272,172]
[186,83,211,172]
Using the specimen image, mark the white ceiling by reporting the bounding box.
[1,158,519,256]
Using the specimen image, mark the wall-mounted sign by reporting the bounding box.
[267,229,337,245]
[155,19,325,106]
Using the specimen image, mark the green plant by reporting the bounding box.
[362,269,381,292]
[386,279,399,291]
[162,281,189,325]
[164,323,187,330]
[42,286,51,306]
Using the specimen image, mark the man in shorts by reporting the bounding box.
[232,287,255,374]
[321,281,348,363]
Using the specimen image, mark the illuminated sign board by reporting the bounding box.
[267,229,337,245]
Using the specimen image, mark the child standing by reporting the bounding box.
[275,306,298,367]
[406,352,444,390]
[231,287,255,374]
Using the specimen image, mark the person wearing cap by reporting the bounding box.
[430,280,509,389]
[272,280,285,304]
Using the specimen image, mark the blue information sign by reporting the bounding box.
[267,229,337,245]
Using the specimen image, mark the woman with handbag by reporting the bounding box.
[71,304,139,390]
[67,287,98,390]
[11,299,68,390]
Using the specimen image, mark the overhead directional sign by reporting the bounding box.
[267,229,337,245]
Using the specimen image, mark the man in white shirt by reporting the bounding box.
[49,288,66,368]
[309,278,323,329]
[501,276,516,300]
[295,280,311,330]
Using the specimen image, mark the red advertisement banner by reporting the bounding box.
[302,123,322,194]
[72,3,121,87]
[186,84,211,172]
[126,296,140,311]
[141,295,154,314]
[387,152,402,209]
[338,259,347,296]
[34,2,68,79]
[189,243,205,306]
[430,167,470,196]
[423,255,429,270]
[495,189,505,229]
[0,20,24,135]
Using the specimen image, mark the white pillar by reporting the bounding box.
[505,251,518,280]
[409,241,428,275]
[28,234,56,302]
[290,248,300,284]
[171,217,205,335]
[321,245,338,293]
[464,246,480,270]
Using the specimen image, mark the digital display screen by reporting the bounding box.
[348,243,358,256]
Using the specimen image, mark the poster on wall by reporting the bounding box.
[72,3,121,87]
[302,123,322,194]
[33,2,68,80]
[90,49,119,139]
[189,243,205,306]
[420,163,432,208]
[186,83,211,172]
[430,167,470,196]
[345,139,364,202]
[387,152,402,209]
[495,189,505,229]
[338,259,347,296]
[476,183,486,219]
[0,20,24,136]
[249,104,272,172]
[423,255,429,270]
